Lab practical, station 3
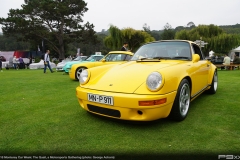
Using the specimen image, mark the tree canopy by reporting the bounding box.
[161,23,175,40]
[104,25,155,52]
[175,24,240,54]
[0,0,97,59]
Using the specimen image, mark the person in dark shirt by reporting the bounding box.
[0,56,2,72]
[233,55,240,64]
[18,57,25,69]
[121,42,131,51]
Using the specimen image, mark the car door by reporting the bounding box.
[190,44,210,96]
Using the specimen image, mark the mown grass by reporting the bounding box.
[0,68,239,159]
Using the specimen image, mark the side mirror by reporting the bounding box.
[101,59,106,62]
[192,54,200,63]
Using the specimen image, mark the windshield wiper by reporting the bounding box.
[171,56,190,60]
[136,58,160,62]
[153,57,171,60]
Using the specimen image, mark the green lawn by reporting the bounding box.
[0,69,239,159]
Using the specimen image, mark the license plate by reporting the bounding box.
[87,93,114,105]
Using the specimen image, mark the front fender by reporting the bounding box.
[80,64,119,87]
[208,64,217,85]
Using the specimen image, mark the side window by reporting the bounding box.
[105,54,125,61]
[192,44,204,60]
[104,54,111,61]
[125,55,132,61]
[95,56,103,61]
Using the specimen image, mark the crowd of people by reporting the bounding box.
[12,56,32,70]
[220,52,240,70]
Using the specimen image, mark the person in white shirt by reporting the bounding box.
[222,54,231,70]
[13,56,18,69]
[43,50,53,73]
[223,54,230,65]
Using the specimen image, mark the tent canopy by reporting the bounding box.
[232,46,240,52]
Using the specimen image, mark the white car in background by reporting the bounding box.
[29,60,56,69]
[56,58,72,71]
[56,56,87,72]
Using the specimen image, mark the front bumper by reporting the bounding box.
[56,67,64,71]
[76,87,177,121]
[63,67,70,73]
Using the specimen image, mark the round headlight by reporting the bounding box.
[146,72,162,91]
[79,70,90,84]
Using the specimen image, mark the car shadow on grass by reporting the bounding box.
[86,111,175,127]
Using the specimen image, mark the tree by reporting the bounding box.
[104,25,155,52]
[0,0,97,60]
[175,24,240,54]
[187,21,195,28]
[143,23,161,40]
[161,23,175,40]
[143,23,150,32]
[0,34,30,51]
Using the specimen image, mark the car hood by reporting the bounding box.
[85,61,178,93]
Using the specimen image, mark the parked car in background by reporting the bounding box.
[56,58,72,72]
[211,56,224,64]
[76,40,218,122]
[0,56,6,62]
[29,60,56,69]
[1,56,8,68]
[63,55,104,74]
[56,56,87,71]
[69,51,133,80]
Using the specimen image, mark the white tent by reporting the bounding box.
[231,46,240,57]
[232,46,240,52]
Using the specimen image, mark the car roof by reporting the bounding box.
[108,51,133,55]
[146,40,196,45]
[90,55,104,56]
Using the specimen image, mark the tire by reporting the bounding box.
[169,79,191,121]
[75,67,86,80]
[206,70,218,94]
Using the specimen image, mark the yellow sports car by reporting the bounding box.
[69,51,133,80]
[76,40,218,121]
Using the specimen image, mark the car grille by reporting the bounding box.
[87,104,121,118]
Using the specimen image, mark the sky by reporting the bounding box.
[0,0,240,32]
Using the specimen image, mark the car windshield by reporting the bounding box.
[104,53,132,61]
[81,56,88,60]
[131,41,191,61]
[73,56,82,61]
[85,55,103,61]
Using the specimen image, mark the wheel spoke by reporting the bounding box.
[179,83,190,116]
[76,68,85,80]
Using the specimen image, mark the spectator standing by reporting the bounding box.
[121,42,131,51]
[26,57,32,69]
[13,56,18,70]
[44,50,54,73]
[18,57,25,69]
[0,56,2,72]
